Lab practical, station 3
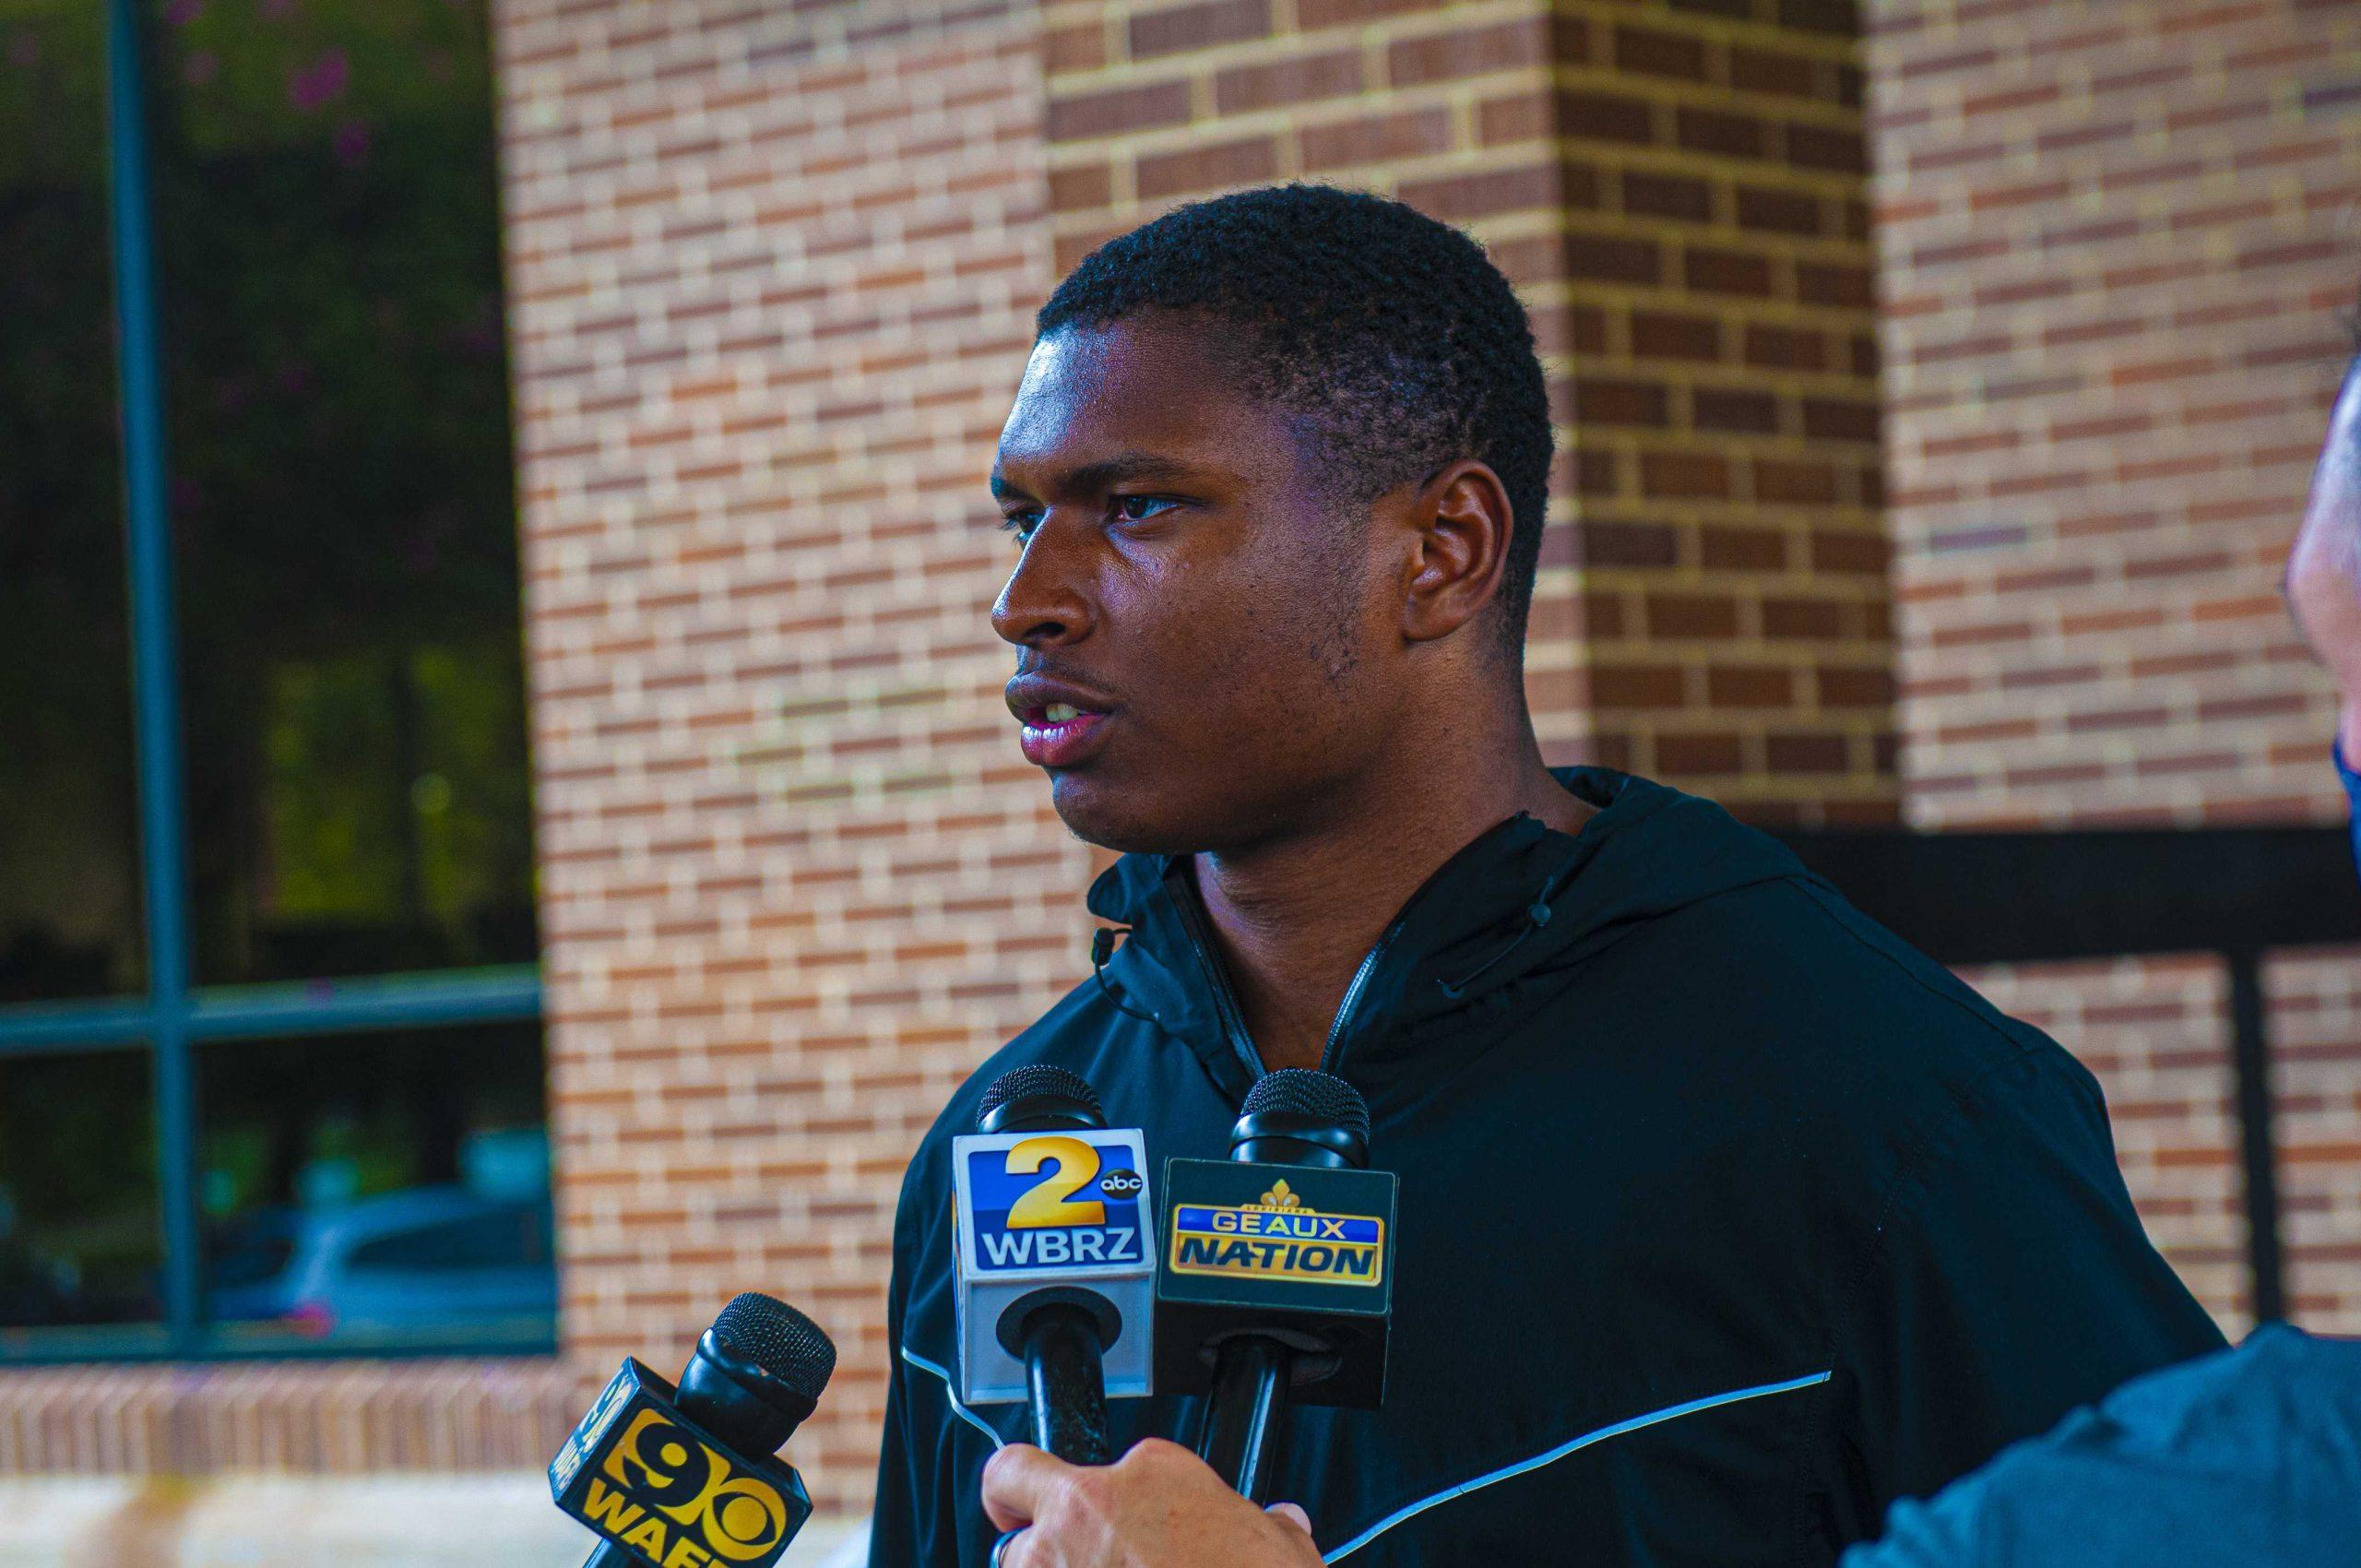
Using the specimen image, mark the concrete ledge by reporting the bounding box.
[0,1476,865,1568]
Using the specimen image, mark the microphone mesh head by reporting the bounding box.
[978,1063,1102,1124]
[712,1292,836,1402]
[1241,1069,1370,1142]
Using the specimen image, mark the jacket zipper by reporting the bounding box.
[1165,862,1418,1087]
[1316,908,1416,1075]
[1164,867,1268,1088]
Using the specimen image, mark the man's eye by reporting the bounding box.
[999,497,1174,541]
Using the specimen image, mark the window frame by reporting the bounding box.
[0,0,549,1365]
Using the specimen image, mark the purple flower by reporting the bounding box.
[7,31,38,68]
[184,49,218,86]
[162,0,204,25]
[333,120,370,167]
[288,47,348,113]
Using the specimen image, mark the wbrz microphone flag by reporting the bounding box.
[550,1358,814,1568]
[1155,1157,1397,1408]
[953,1125,1157,1404]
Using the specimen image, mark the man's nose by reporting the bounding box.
[991,515,1097,649]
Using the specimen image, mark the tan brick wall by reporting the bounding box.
[1550,0,1894,826]
[0,1362,575,1474]
[496,0,1086,1512]
[1042,0,1897,826]
[1866,0,2361,1337]
[2269,945,2361,1333]
[1869,0,2358,828]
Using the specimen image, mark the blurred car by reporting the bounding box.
[207,1184,554,1340]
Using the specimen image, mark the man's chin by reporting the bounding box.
[1046,770,1215,858]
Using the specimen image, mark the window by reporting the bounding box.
[0,0,549,1360]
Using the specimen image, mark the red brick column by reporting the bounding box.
[1043,0,1896,825]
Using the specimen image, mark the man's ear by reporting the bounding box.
[1399,459,1514,644]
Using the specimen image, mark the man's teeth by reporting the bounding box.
[1045,703,1080,723]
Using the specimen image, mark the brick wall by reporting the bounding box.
[1043,0,1896,825]
[496,0,1086,1511]
[1869,0,2359,826]
[1865,0,2361,1334]
[0,1362,575,1474]
[1550,0,1893,826]
[2270,945,2361,1334]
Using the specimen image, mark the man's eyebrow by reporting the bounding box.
[989,451,1203,502]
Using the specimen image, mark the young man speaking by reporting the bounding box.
[865,184,2223,1567]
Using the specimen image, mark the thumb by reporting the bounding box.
[1266,1502,1312,1534]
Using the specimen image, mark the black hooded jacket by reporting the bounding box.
[867,768,2226,1566]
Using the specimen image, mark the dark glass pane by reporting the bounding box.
[346,1206,552,1273]
[145,1,537,984]
[0,3,146,1002]
[0,1051,161,1340]
[198,1019,553,1350]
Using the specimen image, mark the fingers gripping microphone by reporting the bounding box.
[551,1292,836,1568]
[952,1064,1157,1464]
[1155,1069,1397,1504]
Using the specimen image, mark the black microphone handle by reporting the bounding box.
[583,1545,635,1568]
[1022,1302,1112,1464]
[1198,1334,1292,1502]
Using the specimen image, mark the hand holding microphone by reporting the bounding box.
[549,1291,836,1568]
[980,1439,1322,1568]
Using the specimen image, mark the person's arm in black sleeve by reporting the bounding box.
[865,1209,922,1566]
[1813,1039,2228,1546]
[868,1166,957,1568]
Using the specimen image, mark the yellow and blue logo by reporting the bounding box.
[575,1407,792,1566]
[1168,1178,1385,1287]
[960,1131,1150,1276]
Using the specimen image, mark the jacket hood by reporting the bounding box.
[1082,766,1816,1099]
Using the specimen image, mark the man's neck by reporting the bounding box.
[1187,732,1591,1073]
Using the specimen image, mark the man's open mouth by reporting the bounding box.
[1016,703,1109,766]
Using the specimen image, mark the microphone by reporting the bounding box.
[549,1291,836,1568]
[1155,1069,1397,1503]
[952,1064,1157,1463]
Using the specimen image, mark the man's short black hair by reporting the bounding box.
[1034,182,1555,663]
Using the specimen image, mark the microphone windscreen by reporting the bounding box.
[714,1291,836,1402]
[979,1063,1103,1124]
[1241,1069,1370,1142]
